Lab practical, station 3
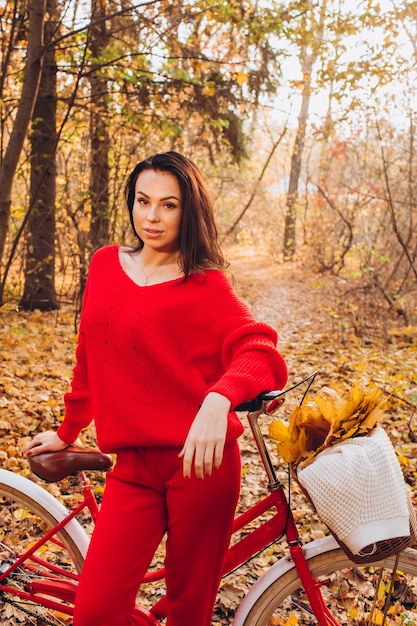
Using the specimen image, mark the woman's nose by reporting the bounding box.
[146,204,160,221]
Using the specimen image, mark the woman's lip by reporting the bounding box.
[144,228,162,235]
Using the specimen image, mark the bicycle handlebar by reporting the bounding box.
[234,390,285,412]
[234,370,319,413]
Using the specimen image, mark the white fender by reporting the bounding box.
[232,536,339,625]
[0,468,90,559]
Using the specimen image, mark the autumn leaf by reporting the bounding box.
[235,71,249,86]
[269,381,387,469]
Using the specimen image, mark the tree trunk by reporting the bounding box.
[282,1,327,262]
[88,0,111,252]
[283,68,312,261]
[0,0,46,301]
[20,0,58,311]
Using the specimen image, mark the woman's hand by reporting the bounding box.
[26,431,68,457]
[179,392,231,479]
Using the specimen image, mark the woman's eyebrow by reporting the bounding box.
[136,190,180,202]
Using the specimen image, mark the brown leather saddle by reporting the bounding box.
[28,445,113,482]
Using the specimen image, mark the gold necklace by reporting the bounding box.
[138,253,179,286]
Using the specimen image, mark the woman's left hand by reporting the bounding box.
[179,392,231,479]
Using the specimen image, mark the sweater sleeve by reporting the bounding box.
[57,264,94,444]
[202,269,288,408]
[208,320,288,409]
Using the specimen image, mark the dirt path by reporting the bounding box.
[228,247,337,377]
[230,251,324,332]
[228,247,417,406]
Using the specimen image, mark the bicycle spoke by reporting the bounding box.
[0,489,83,626]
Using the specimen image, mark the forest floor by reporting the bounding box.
[0,246,416,624]
[213,246,417,622]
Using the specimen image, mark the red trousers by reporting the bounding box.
[73,444,241,626]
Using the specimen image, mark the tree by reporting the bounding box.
[283,0,327,261]
[0,0,46,303]
[20,0,59,311]
[88,0,111,252]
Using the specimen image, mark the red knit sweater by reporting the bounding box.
[57,245,288,452]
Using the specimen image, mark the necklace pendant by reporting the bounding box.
[143,276,148,286]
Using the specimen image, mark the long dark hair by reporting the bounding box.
[124,151,228,277]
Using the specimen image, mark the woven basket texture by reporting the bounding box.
[292,464,417,565]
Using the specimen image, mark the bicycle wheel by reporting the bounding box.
[238,543,417,625]
[0,474,85,625]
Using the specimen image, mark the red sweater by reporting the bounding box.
[58,245,288,453]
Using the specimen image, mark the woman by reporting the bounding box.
[26,151,288,625]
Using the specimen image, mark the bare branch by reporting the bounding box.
[222,125,287,239]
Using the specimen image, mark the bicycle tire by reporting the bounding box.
[0,469,86,625]
[235,539,417,625]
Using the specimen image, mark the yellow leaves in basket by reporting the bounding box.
[268,382,387,469]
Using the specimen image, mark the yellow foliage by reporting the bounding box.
[268,381,387,469]
[235,71,249,86]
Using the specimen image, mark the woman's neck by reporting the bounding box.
[139,247,180,268]
[119,246,182,287]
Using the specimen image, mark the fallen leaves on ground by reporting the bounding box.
[0,248,416,625]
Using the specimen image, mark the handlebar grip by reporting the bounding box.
[234,390,283,412]
[234,398,264,412]
[233,371,319,413]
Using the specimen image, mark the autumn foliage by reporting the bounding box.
[269,382,387,469]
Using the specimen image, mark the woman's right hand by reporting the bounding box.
[26,431,68,457]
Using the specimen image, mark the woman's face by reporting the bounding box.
[132,169,182,253]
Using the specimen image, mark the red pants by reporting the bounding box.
[73,444,241,626]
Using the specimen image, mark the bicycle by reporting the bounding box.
[0,372,416,625]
